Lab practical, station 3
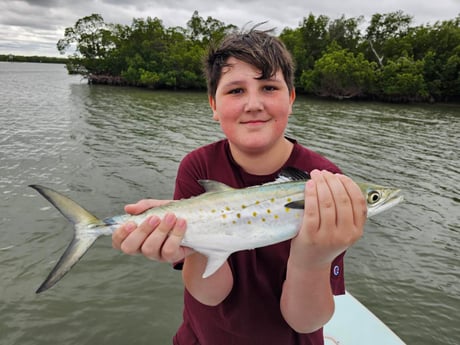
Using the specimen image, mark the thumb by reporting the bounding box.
[124,201,149,215]
[124,199,172,215]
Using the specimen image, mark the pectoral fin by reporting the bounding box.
[200,251,231,278]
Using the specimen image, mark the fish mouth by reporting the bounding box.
[389,189,404,207]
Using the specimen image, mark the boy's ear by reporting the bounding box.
[289,88,296,104]
[209,95,219,121]
[288,88,296,115]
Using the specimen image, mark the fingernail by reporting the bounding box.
[125,222,136,233]
[148,215,160,227]
[164,213,176,225]
[176,218,186,230]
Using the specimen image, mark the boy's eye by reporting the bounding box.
[263,85,277,92]
[229,88,243,94]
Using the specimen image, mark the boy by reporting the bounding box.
[112,28,366,345]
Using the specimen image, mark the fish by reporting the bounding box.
[30,168,403,293]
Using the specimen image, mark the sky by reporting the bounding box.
[1,0,459,57]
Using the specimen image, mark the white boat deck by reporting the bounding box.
[324,292,406,344]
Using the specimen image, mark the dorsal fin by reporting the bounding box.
[198,180,234,192]
[277,167,311,182]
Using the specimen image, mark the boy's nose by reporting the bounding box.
[244,94,264,112]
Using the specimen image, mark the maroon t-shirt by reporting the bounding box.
[173,138,345,345]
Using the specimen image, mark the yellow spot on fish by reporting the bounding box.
[287,198,292,202]
[285,208,290,213]
[222,214,227,219]
[274,215,279,219]
[261,218,266,222]
[211,209,216,213]
[237,213,241,218]
[270,198,275,203]
[248,220,252,225]
[241,204,247,209]
[252,212,257,217]
[267,209,271,214]
[225,206,231,211]
[232,220,236,224]
[255,201,260,205]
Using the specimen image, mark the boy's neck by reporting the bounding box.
[229,137,294,176]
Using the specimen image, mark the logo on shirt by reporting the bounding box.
[333,265,340,277]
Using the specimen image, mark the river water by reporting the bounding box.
[0,62,458,344]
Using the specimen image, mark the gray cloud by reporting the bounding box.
[0,0,458,56]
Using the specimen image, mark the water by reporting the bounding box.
[0,62,458,344]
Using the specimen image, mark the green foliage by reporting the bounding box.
[56,11,460,102]
[56,11,235,90]
[328,15,364,52]
[280,13,364,86]
[139,69,160,87]
[302,43,377,98]
[378,56,429,101]
[187,10,236,46]
[441,49,460,99]
[57,13,117,75]
[287,13,330,73]
[366,11,413,42]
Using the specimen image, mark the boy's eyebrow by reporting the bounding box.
[220,77,283,89]
[221,80,245,87]
[255,75,285,84]
[261,75,283,82]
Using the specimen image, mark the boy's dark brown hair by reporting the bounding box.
[204,25,295,99]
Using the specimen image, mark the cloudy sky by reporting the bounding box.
[1,0,459,57]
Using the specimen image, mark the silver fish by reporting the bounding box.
[30,168,403,293]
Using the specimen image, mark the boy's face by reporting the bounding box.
[209,57,295,156]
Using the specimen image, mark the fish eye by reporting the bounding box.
[367,190,381,204]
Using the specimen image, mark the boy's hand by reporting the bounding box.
[123,199,171,215]
[112,199,193,263]
[289,169,366,270]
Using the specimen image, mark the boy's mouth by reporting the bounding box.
[241,119,269,125]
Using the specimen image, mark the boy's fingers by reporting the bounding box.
[140,213,178,260]
[120,216,160,255]
[112,221,136,250]
[303,178,320,234]
[160,218,187,262]
[338,174,367,227]
[312,170,336,229]
[322,171,353,227]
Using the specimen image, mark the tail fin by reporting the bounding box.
[30,185,107,293]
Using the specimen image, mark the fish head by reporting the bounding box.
[357,182,404,218]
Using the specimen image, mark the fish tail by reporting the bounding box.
[30,185,108,294]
